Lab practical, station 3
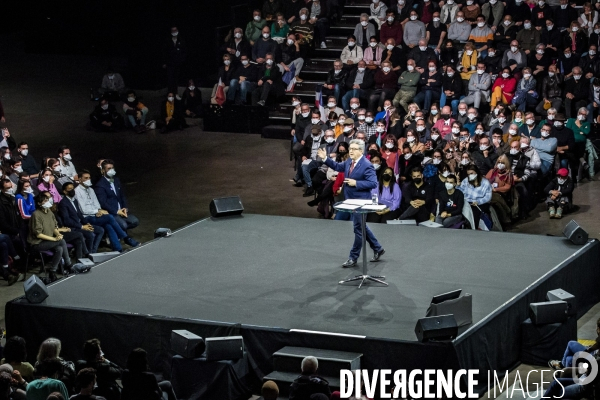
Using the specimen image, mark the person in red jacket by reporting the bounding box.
[380,10,403,46]
[490,67,517,108]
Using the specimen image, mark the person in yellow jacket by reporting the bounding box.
[459,42,478,81]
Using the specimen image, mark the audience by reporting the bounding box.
[121,348,176,400]
[289,356,331,400]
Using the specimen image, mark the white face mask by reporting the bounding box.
[431,134,439,141]
[504,20,511,26]
[168,96,174,102]
[386,45,394,50]
[224,60,231,65]
[447,72,454,77]
[101,104,109,110]
[127,97,135,102]
[590,51,597,56]
[421,46,428,51]
[235,33,242,39]
[365,117,373,123]
[572,27,579,32]
[334,69,341,74]
[407,65,414,71]
[330,121,337,126]
[457,17,465,22]
[370,42,377,47]
[108,75,114,79]
[468,173,477,181]
[266,59,274,65]
[42,200,52,209]
[498,117,506,124]
[83,180,93,187]
[287,39,295,46]
[548,72,555,77]
[20,149,28,156]
[343,127,352,133]
[434,159,442,165]
[445,182,454,190]
[461,159,470,165]
[262,33,270,39]
[383,67,391,73]
[410,15,417,21]
[557,178,566,184]
[407,136,415,143]
[301,112,310,118]
[172,32,178,37]
[451,128,460,134]
[564,52,571,58]
[490,0,497,3]
[292,101,301,107]
[511,46,518,53]
[357,67,365,73]
[311,118,320,124]
[541,131,550,138]
[241,60,249,66]
[509,129,517,135]
[431,110,438,115]
[480,145,488,151]
[433,18,441,23]
[254,16,261,21]
[497,163,505,170]
[428,66,436,72]
[404,153,412,159]
[468,113,476,120]
[537,49,545,55]
[477,69,485,75]
[477,22,485,28]
[63,154,72,161]
[300,14,307,20]
[339,119,346,124]
[388,17,395,23]
[539,1,545,6]
[416,126,425,132]
[525,118,534,126]
[524,23,532,29]
[548,114,555,121]
[561,4,568,8]
[385,142,394,149]
[523,74,532,79]
[467,0,473,4]
[373,163,381,170]
[596,29,600,34]
[574,75,581,80]
[43,176,50,183]
[106,169,116,177]
[14,166,22,173]
[578,114,586,121]
[376,127,385,133]
[547,25,554,31]
[348,42,355,47]
[24,187,33,194]
[325,137,335,144]
[488,51,496,57]
[476,129,484,135]
[466,50,473,56]
[327,102,336,108]
[361,21,368,26]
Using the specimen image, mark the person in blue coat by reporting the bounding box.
[318,139,385,268]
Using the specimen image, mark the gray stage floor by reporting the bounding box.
[42,214,583,341]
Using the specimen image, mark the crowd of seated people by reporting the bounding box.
[225,0,600,230]
[0,335,176,400]
[0,135,140,285]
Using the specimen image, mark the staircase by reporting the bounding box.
[262,0,372,139]
[262,346,362,398]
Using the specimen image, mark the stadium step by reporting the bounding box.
[329,25,356,36]
[344,4,371,14]
[262,124,291,140]
[285,90,314,103]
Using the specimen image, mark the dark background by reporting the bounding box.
[4,0,264,89]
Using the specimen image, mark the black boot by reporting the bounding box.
[303,186,315,197]
[307,197,321,207]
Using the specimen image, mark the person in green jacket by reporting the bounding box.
[246,10,268,45]
[393,59,421,113]
[566,107,591,180]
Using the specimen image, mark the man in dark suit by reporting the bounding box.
[94,159,140,233]
[318,139,384,267]
[251,52,285,106]
[341,60,374,112]
[59,182,104,254]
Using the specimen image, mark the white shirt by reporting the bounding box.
[74,185,101,217]
[58,160,77,179]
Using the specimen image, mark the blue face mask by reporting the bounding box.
[431,110,438,115]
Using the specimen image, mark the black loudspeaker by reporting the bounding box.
[547,289,577,316]
[563,220,588,245]
[529,301,568,325]
[24,275,49,304]
[414,315,458,342]
[170,330,205,358]
[204,336,244,361]
[209,196,244,218]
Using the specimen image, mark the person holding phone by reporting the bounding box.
[318,139,385,268]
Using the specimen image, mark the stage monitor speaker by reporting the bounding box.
[209,196,244,218]
[24,275,49,304]
[546,289,576,316]
[204,336,244,361]
[562,220,588,245]
[426,292,473,327]
[529,301,568,325]
[414,315,458,342]
[170,330,205,358]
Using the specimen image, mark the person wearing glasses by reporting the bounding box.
[317,139,384,268]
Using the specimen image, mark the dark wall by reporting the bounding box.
[16,0,258,88]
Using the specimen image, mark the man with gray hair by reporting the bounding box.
[318,139,384,268]
[289,356,331,400]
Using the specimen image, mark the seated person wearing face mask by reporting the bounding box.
[122,91,149,133]
[485,155,514,226]
[367,166,402,223]
[90,98,124,132]
[457,164,493,226]
[435,173,464,227]
[399,167,434,223]
[544,168,573,219]
[160,92,188,133]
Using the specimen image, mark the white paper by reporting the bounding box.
[343,199,373,205]
[360,205,387,211]
[336,204,361,210]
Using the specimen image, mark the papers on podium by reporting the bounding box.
[360,204,387,211]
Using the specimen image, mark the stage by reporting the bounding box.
[6,214,600,393]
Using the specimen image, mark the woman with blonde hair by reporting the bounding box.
[402,103,420,128]
[459,42,478,82]
[36,338,76,393]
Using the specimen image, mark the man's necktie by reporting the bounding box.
[349,161,355,175]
